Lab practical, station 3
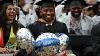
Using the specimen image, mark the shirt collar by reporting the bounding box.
[45,20,55,26]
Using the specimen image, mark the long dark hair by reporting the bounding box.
[0,3,19,45]
[1,3,14,22]
[0,3,15,33]
[1,3,19,33]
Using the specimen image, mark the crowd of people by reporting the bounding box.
[0,0,100,56]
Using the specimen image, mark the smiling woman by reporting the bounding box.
[6,4,16,23]
[2,3,16,23]
[0,3,21,54]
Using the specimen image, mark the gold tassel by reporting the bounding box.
[5,26,17,50]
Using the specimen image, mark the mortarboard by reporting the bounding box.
[69,0,83,8]
[35,0,56,7]
[63,0,86,8]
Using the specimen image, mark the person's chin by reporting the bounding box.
[45,19,52,22]
[8,18,14,21]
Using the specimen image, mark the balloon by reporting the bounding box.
[35,33,60,48]
[16,28,35,54]
[56,33,69,45]
[35,33,60,56]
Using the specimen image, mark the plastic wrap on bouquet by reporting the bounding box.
[56,33,69,45]
[56,33,69,56]
[16,28,35,54]
[35,33,60,56]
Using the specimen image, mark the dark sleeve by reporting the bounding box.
[27,24,38,39]
[63,23,69,35]
[12,20,20,34]
[91,24,100,36]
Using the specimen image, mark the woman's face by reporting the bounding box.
[6,5,16,21]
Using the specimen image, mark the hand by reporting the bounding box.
[13,50,19,56]
[0,47,9,54]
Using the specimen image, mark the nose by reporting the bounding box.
[74,9,78,11]
[10,8,15,12]
[47,11,51,14]
[10,9,16,15]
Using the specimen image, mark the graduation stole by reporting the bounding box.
[5,26,17,50]
[0,27,4,47]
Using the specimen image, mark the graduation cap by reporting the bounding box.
[35,0,56,7]
[63,0,86,8]
[69,0,83,8]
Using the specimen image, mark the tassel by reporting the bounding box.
[5,26,17,50]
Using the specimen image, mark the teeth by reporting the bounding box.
[47,16,51,17]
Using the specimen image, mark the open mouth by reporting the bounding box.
[8,14,14,20]
[74,13,80,14]
[46,16,51,18]
[9,12,15,18]
[9,15,14,17]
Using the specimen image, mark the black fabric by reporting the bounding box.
[91,23,100,36]
[16,49,28,56]
[35,0,55,7]
[69,35,92,56]
[27,21,68,39]
[69,0,82,8]
[82,36,100,56]
[91,23,100,56]
[64,0,86,7]
[91,36,100,56]
[2,0,13,4]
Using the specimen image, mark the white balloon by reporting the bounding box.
[56,33,69,45]
[16,28,34,54]
[36,33,58,41]
[35,33,60,48]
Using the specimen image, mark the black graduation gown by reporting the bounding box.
[27,20,68,39]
